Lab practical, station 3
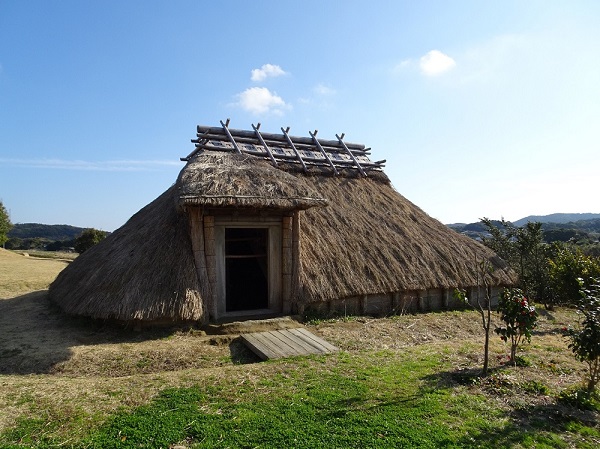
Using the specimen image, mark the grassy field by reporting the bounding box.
[0,249,71,298]
[0,248,598,448]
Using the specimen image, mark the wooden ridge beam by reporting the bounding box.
[195,141,384,168]
[196,124,367,152]
[192,134,370,156]
[181,120,385,171]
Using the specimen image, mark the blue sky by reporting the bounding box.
[1,1,598,231]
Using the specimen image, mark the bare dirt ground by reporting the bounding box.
[0,248,596,434]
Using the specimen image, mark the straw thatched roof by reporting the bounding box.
[177,152,327,210]
[297,173,514,303]
[49,124,516,324]
[49,185,206,322]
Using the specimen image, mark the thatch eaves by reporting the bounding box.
[48,185,205,322]
[177,151,328,211]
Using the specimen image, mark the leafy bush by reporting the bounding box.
[558,386,599,410]
[564,280,600,394]
[549,245,600,305]
[481,219,552,306]
[75,228,108,253]
[521,379,549,395]
[513,355,531,367]
[495,288,538,364]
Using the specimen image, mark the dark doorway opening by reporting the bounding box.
[225,228,269,312]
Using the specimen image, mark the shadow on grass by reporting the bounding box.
[531,327,572,338]
[537,308,557,321]
[422,365,507,390]
[0,291,180,375]
[229,338,262,365]
[455,401,598,448]
[421,365,599,448]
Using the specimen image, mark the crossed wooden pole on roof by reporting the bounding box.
[182,119,386,176]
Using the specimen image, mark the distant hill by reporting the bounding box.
[448,215,600,243]
[8,223,86,241]
[448,214,600,231]
[541,218,600,233]
[513,213,600,227]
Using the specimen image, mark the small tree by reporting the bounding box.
[454,258,494,376]
[481,218,552,307]
[0,201,13,248]
[495,288,537,364]
[75,228,108,253]
[565,280,600,394]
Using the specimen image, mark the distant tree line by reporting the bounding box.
[2,220,108,254]
[4,228,108,254]
[7,223,85,241]
[4,237,72,251]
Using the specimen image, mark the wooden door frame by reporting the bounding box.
[213,219,282,319]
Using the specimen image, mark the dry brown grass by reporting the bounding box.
[0,247,595,439]
[0,249,69,298]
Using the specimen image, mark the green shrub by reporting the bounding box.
[558,386,599,410]
[549,246,600,305]
[521,380,549,395]
[495,288,538,364]
[564,280,600,394]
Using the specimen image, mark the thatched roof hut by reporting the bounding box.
[49,122,515,325]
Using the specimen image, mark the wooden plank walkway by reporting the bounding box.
[240,328,339,360]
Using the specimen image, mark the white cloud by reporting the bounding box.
[392,59,413,74]
[419,50,456,76]
[250,64,287,82]
[0,158,181,171]
[313,83,336,96]
[235,87,288,115]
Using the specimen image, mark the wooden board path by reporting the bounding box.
[240,328,339,360]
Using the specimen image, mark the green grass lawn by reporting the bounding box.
[2,349,598,449]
